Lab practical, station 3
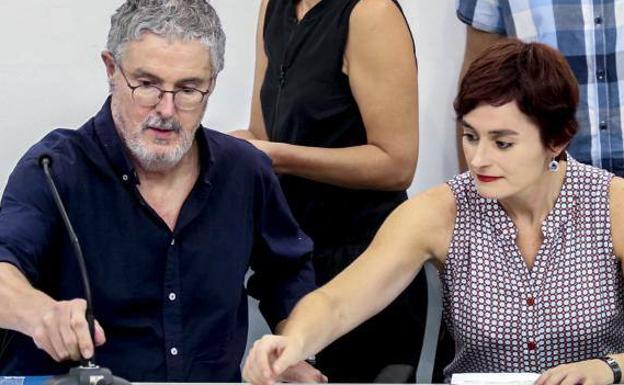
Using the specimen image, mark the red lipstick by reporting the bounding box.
[476,174,502,183]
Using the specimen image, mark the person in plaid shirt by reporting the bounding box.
[455,0,624,176]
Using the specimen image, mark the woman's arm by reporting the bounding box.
[242,184,456,385]
[229,0,270,141]
[238,0,419,191]
[534,176,624,385]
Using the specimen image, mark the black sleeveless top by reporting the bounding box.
[261,0,413,246]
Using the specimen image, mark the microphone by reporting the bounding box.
[38,154,130,385]
[39,155,95,367]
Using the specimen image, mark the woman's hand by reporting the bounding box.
[535,359,614,385]
[279,361,328,384]
[248,139,290,173]
[242,334,327,385]
[248,139,276,160]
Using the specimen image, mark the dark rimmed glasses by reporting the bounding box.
[117,65,214,111]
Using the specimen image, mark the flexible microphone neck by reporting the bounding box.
[40,156,96,367]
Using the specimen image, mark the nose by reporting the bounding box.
[154,92,176,118]
[468,141,491,170]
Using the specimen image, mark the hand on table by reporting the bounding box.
[535,359,614,385]
[243,335,327,385]
[279,361,328,384]
[28,298,106,362]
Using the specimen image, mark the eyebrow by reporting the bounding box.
[460,120,519,138]
[131,68,207,86]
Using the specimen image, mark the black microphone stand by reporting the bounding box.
[40,156,130,385]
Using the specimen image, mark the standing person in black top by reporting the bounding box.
[231,0,429,382]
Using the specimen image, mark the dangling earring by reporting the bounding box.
[548,157,559,172]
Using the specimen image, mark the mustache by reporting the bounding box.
[142,115,182,132]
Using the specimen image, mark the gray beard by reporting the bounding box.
[119,114,194,172]
[125,135,191,172]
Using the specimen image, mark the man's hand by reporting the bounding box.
[28,298,106,362]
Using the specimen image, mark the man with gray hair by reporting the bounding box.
[0,0,318,382]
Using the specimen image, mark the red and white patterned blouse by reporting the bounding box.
[442,158,624,377]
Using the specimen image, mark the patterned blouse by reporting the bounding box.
[442,158,624,377]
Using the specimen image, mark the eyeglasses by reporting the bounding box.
[117,65,213,111]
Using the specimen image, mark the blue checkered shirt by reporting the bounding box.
[457,0,624,176]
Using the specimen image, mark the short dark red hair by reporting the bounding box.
[455,38,579,151]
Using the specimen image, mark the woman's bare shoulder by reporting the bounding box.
[379,183,457,262]
[407,184,456,232]
[348,0,413,40]
[351,0,406,19]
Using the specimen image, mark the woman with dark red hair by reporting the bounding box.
[242,38,624,385]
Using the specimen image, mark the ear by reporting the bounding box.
[101,50,117,79]
[549,142,568,159]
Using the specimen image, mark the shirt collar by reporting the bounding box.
[93,96,215,186]
[480,155,578,241]
[288,0,329,23]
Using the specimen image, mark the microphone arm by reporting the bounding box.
[40,156,95,367]
[38,155,130,385]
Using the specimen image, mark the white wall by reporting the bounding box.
[0,0,466,353]
[0,0,463,191]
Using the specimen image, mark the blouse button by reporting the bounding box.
[527,341,537,350]
[527,296,535,306]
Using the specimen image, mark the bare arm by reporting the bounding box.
[230,0,269,141]
[0,263,51,334]
[237,0,419,191]
[243,184,456,384]
[456,26,504,172]
[0,262,105,362]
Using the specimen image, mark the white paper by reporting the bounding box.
[451,372,540,385]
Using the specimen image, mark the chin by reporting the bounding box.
[148,136,179,147]
[130,144,188,172]
[138,155,182,172]
[475,185,510,200]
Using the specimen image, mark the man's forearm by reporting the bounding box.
[0,262,52,336]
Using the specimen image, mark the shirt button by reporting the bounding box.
[527,341,537,351]
[168,292,177,301]
[170,238,176,246]
[526,296,535,306]
[600,121,608,130]
[597,69,605,80]
[170,347,178,356]
[595,16,603,24]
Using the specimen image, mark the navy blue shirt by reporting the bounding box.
[0,98,315,382]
